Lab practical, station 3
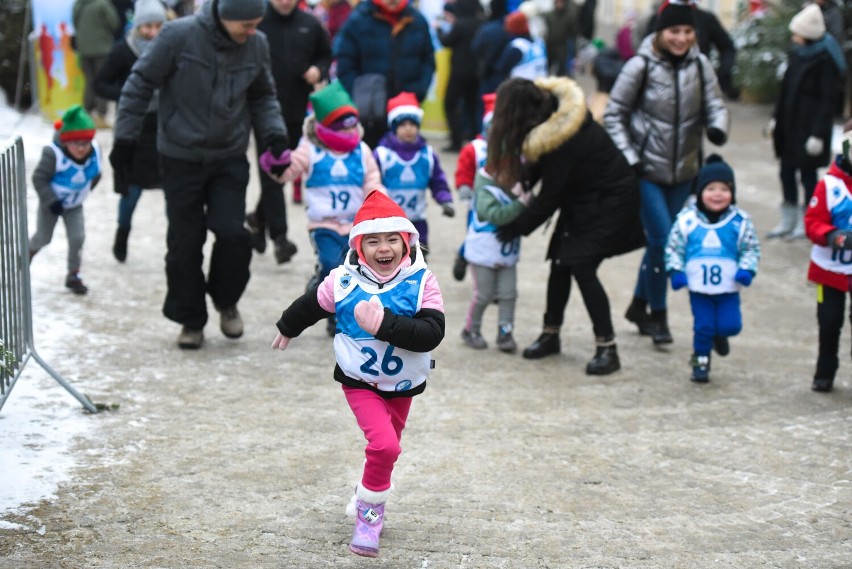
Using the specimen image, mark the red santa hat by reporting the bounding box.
[386,91,424,129]
[349,190,420,259]
[482,92,497,128]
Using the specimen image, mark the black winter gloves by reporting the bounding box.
[109,141,136,178]
[706,127,727,146]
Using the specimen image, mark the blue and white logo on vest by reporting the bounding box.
[341,273,352,289]
[701,230,722,252]
[395,379,412,391]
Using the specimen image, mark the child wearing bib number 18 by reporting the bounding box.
[665,155,761,383]
[272,190,445,557]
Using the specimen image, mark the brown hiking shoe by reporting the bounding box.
[177,327,204,349]
[217,305,243,339]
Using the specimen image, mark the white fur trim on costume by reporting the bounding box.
[387,105,424,127]
[356,482,392,505]
[348,216,420,248]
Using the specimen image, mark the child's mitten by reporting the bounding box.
[271,332,291,350]
[260,138,291,177]
[827,229,852,251]
[734,269,754,287]
[670,271,688,290]
[354,296,385,335]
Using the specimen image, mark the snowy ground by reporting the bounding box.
[1,91,850,567]
[0,102,97,529]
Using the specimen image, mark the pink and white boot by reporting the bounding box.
[347,484,391,557]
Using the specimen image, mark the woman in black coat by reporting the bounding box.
[494,77,644,375]
[769,3,845,240]
[94,0,165,262]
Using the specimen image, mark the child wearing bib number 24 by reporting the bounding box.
[665,155,761,383]
[271,190,445,557]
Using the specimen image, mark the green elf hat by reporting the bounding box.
[54,105,96,142]
[309,80,359,128]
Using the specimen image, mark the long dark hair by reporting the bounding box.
[486,78,554,188]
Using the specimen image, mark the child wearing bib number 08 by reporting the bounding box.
[665,155,761,383]
[272,190,445,557]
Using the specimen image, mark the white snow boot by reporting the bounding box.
[785,206,807,240]
[766,203,798,238]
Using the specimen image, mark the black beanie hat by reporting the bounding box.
[696,154,735,213]
[656,0,697,31]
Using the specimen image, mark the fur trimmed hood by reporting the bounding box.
[522,77,587,162]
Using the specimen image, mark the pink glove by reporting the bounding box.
[271,332,291,350]
[354,296,385,336]
[259,148,291,177]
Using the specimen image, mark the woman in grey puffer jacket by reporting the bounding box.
[603,0,729,346]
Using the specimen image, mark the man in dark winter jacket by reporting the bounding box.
[111,0,289,349]
[471,0,510,98]
[436,0,482,151]
[334,0,435,147]
[246,0,332,264]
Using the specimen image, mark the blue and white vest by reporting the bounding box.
[304,141,369,223]
[811,174,852,274]
[462,181,521,268]
[676,207,748,294]
[375,146,434,221]
[333,267,433,392]
[471,138,488,169]
[50,141,101,209]
[509,37,547,80]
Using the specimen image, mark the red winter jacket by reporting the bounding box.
[806,159,852,292]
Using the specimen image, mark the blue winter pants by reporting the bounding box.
[689,291,742,355]
[634,178,693,310]
[309,228,349,282]
[117,184,143,229]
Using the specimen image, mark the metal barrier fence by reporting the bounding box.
[0,136,98,413]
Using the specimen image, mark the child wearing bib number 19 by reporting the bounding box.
[665,155,761,383]
[272,190,445,557]
[278,81,385,336]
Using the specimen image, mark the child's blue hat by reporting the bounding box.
[696,154,735,204]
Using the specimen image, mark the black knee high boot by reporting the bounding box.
[650,309,673,345]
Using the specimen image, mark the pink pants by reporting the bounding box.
[343,386,412,492]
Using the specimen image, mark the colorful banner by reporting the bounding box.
[31,0,84,121]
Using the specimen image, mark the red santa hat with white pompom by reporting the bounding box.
[349,190,420,259]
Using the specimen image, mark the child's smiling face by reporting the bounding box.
[361,232,406,276]
[701,181,733,213]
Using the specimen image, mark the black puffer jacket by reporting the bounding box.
[513,77,645,265]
